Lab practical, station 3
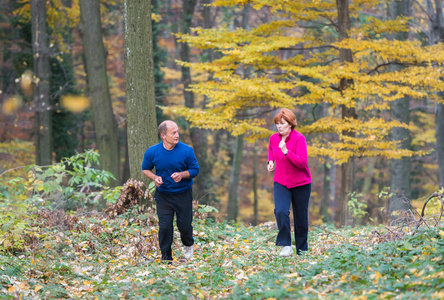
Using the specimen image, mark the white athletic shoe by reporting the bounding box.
[279,246,293,257]
[183,245,193,260]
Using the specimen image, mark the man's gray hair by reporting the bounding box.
[158,120,176,137]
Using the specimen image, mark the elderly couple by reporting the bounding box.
[142,108,311,262]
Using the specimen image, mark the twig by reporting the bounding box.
[407,209,417,221]
[265,235,275,243]
[0,166,26,178]
[135,231,150,261]
[421,192,439,217]
[383,225,402,240]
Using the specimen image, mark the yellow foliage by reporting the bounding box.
[15,0,80,53]
[20,70,34,97]
[165,0,444,163]
[2,96,23,116]
[151,13,162,23]
[61,95,90,113]
[411,111,436,147]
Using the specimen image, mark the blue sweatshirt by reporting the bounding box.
[141,142,200,194]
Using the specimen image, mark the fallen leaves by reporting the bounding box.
[1,208,442,299]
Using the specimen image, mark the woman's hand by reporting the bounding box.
[279,136,288,155]
[267,161,275,172]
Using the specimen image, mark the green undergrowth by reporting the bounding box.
[0,208,443,299]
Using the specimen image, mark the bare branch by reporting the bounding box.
[279,45,338,51]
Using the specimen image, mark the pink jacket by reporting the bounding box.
[268,129,312,188]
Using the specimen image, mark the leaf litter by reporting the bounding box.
[1,187,443,299]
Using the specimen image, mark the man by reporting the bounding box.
[142,120,200,262]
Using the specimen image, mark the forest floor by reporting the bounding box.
[1,203,443,300]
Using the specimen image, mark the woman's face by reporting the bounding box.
[276,118,292,136]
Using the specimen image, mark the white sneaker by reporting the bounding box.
[183,245,193,260]
[279,246,293,257]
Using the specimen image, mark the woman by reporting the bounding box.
[267,108,312,256]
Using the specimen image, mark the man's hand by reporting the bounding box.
[279,136,288,155]
[171,172,184,183]
[267,161,275,172]
[154,176,163,187]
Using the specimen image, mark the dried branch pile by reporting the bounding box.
[104,178,151,219]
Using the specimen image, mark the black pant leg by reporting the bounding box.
[155,191,175,260]
[175,188,194,247]
[291,183,311,254]
[273,182,292,246]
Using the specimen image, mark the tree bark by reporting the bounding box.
[424,0,444,188]
[388,0,412,216]
[226,134,244,221]
[362,157,376,196]
[179,0,212,202]
[319,103,331,223]
[432,0,444,188]
[336,0,356,226]
[320,163,331,223]
[253,140,259,226]
[79,0,120,186]
[330,162,337,222]
[225,4,251,222]
[123,0,158,187]
[437,100,444,188]
[31,0,52,166]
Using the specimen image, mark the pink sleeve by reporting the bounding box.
[286,135,308,168]
[268,136,274,162]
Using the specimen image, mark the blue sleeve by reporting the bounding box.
[187,148,200,178]
[141,148,154,171]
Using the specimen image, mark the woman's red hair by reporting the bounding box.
[273,108,297,129]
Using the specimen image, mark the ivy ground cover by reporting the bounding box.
[1,211,443,299]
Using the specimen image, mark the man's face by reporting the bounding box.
[163,122,179,145]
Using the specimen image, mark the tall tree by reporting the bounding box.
[225,4,250,222]
[226,134,244,221]
[178,0,212,201]
[79,0,120,186]
[252,140,259,225]
[388,0,412,216]
[52,0,80,162]
[123,0,158,185]
[425,0,444,188]
[31,0,52,166]
[336,0,356,226]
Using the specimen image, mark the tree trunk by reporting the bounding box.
[429,0,444,188]
[320,163,331,223]
[388,0,412,217]
[31,0,52,166]
[197,0,219,204]
[425,0,444,188]
[319,103,331,223]
[337,0,356,226]
[437,99,444,188]
[330,162,337,222]
[226,134,244,221]
[179,0,212,201]
[123,0,158,188]
[79,0,120,186]
[253,140,259,226]
[362,157,376,196]
[225,4,251,222]
[122,129,131,183]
